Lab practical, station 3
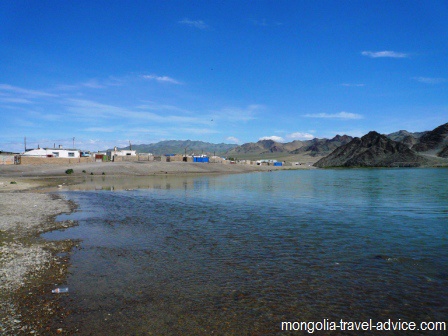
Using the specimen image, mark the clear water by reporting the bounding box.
[44,169,448,335]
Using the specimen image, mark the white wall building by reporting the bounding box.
[22,147,80,158]
[107,147,137,160]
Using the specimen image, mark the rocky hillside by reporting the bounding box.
[290,135,353,157]
[387,130,424,148]
[227,139,289,155]
[115,140,237,155]
[438,145,448,158]
[411,122,448,155]
[226,135,352,157]
[314,131,428,167]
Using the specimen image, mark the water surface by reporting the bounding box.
[44,169,448,334]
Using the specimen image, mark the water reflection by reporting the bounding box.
[44,169,448,335]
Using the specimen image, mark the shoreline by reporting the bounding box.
[0,190,78,334]
[0,163,306,334]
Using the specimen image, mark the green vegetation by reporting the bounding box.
[65,169,74,174]
[82,170,86,173]
[10,181,17,184]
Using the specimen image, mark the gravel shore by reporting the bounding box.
[0,183,77,334]
[0,161,308,334]
[0,160,308,179]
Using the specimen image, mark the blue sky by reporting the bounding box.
[1,0,447,152]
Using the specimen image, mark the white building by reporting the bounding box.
[107,147,137,159]
[22,147,80,158]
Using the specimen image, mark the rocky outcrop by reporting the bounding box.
[226,136,352,157]
[227,139,287,155]
[314,131,428,167]
[412,123,448,152]
[290,135,353,157]
[438,145,448,158]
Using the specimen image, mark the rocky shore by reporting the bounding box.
[0,161,303,334]
[0,180,79,334]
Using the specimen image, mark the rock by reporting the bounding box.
[314,131,428,168]
[412,122,448,152]
[437,145,448,158]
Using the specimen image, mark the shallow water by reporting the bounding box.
[44,169,448,335]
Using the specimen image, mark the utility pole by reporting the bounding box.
[24,137,26,152]
[73,137,75,149]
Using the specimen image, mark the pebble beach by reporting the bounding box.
[0,161,304,334]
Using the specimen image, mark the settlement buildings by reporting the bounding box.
[22,146,80,158]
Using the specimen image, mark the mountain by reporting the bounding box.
[314,131,428,168]
[115,140,238,155]
[226,135,352,157]
[387,130,425,148]
[226,139,290,155]
[411,122,448,155]
[290,135,353,157]
[438,145,448,158]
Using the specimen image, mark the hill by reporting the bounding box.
[411,122,448,155]
[116,140,237,155]
[314,131,428,168]
[225,135,352,159]
[290,135,353,157]
[387,130,425,148]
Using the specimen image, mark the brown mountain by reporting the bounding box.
[438,145,448,158]
[290,135,353,157]
[227,135,352,157]
[314,131,428,167]
[411,122,448,155]
[387,130,424,148]
[227,139,288,155]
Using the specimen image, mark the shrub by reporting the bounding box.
[82,170,86,173]
[90,172,94,175]
[65,169,74,175]
[10,181,17,184]
[102,172,106,175]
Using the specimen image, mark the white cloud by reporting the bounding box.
[0,97,33,104]
[361,51,408,58]
[213,104,262,122]
[84,127,115,133]
[0,84,57,97]
[304,111,363,120]
[142,75,182,85]
[226,136,240,144]
[286,132,315,140]
[341,83,365,87]
[414,77,446,84]
[178,18,209,30]
[259,136,285,142]
[249,18,283,27]
[65,99,212,125]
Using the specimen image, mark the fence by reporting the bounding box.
[0,155,15,165]
[19,156,94,165]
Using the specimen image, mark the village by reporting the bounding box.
[0,145,299,167]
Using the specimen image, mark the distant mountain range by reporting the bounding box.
[114,140,238,155]
[314,122,448,167]
[113,122,448,167]
[225,135,354,157]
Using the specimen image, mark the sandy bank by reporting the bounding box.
[0,160,311,179]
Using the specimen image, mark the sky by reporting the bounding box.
[1,0,447,152]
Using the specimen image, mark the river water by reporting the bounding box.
[44,169,448,335]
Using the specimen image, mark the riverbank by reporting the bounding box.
[0,162,308,334]
[0,188,79,334]
[0,160,310,179]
